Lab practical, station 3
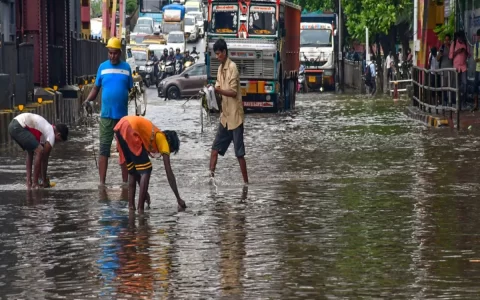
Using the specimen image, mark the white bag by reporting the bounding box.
[203,86,219,110]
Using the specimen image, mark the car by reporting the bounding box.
[130,24,154,44]
[166,31,186,53]
[158,62,206,99]
[186,11,204,37]
[137,17,157,33]
[184,15,199,42]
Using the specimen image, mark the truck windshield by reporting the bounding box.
[300,29,332,47]
[248,6,276,35]
[211,5,237,34]
[168,33,184,43]
[163,23,182,33]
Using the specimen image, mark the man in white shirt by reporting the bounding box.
[386,51,393,81]
[8,113,69,188]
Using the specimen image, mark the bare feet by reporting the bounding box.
[177,199,187,211]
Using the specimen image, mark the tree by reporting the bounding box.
[91,0,102,18]
[294,0,334,12]
[126,0,138,16]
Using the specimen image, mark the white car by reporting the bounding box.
[166,31,186,53]
[184,15,199,42]
[186,11,204,37]
[137,17,157,33]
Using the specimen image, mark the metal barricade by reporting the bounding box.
[411,66,459,128]
[344,59,364,92]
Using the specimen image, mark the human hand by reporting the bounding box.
[177,198,187,211]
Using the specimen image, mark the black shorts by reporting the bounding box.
[115,131,152,175]
[212,123,245,157]
[8,119,40,151]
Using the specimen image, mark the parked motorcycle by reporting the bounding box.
[297,64,306,93]
[144,60,159,88]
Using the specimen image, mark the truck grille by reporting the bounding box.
[210,59,275,79]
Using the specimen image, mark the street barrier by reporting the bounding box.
[344,59,366,93]
[411,66,459,128]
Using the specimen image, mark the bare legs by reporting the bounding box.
[128,172,151,213]
[209,150,249,184]
[99,155,128,185]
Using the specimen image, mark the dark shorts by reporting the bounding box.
[476,72,480,94]
[212,123,245,157]
[99,117,120,157]
[8,119,39,151]
[115,131,152,175]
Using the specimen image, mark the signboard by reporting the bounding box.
[250,6,275,13]
[164,10,181,22]
[243,101,274,107]
[300,23,332,30]
[444,0,450,17]
[213,5,237,12]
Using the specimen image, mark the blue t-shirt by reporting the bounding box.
[95,60,133,119]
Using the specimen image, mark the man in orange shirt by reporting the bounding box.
[113,116,186,212]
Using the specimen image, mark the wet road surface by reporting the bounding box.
[3,89,480,298]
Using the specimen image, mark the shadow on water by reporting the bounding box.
[3,92,480,297]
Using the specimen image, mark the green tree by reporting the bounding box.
[294,0,334,12]
[126,0,138,15]
[91,0,102,18]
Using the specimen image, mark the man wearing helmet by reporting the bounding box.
[175,48,184,62]
[160,48,169,63]
[83,37,133,186]
[167,48,176,62]
[191,46,199,55]
[183,50,195,64]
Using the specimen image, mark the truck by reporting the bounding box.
[138,0,171,31]
[299,12,337,92]
[161,4,186,37]
[205,0,301,112]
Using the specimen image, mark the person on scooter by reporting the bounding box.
[184,50,195,64]
[175,48,184,62]
[160,48,169,63]
[167,48,176,62]
[191,47,199,55]
[149,52,159,77]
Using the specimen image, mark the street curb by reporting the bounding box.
[405,106,450,128]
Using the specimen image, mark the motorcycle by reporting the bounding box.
[144,60,159,88]
[164,60,176,78]
[184,58,196,70]
[191,53,199,62]
[175,59,183,74]
[297,64,306,93]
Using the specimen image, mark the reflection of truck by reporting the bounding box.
[162,4,185,37]
[206,0,301,112]
[299,13,337,91]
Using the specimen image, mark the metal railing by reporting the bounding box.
[388,79,412,97]
[344,59,364,92]
[411,66,459,128]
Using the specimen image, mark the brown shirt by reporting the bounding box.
[215,57,244,130]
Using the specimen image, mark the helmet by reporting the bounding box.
[192,46,196,51]
[185,50,190,55]
[106,37,121,50]
[169,48,174,55]
[164,48,168,54]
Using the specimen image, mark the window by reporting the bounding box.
[167,33,184,43]
[188,65,205,76]
[211,5,237,34]
[248,6,276,35]
[300,29,332,47]
[185,18,195,26]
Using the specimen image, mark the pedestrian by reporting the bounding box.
[437,33,454,105]
[8,112,69,189]
[113,115,186,212]
[208,38,249,184]
[428,46,440,104]
[386,51,393,81]
[83,37,133,186]
[473,29,480,111]
[449,30,469,107]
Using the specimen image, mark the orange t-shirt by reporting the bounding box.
[114,116,170,164]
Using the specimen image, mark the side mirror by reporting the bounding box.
[204,20,208,34]
[184,73,189,78]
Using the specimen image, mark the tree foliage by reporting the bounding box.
[343,0,412,41]
[126,0,138,15]
[293,0,334,12]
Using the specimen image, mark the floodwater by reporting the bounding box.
[2,91,480,299]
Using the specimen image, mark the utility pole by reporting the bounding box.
[338,0,344,93]
[413,0,417,65]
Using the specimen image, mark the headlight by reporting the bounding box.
[146,66,153,72]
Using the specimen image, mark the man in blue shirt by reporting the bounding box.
[83,37,133,186]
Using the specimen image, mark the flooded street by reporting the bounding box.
[3,91,480,298]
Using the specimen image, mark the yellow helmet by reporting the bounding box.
[106,37,122,50]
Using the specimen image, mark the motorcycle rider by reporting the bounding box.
[167,48,176,62]
[191,46,199,55]
[160,48,169,63]
[184,50,195,64]
[149,52,159,77]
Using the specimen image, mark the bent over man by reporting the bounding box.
[113,116,186,212]
[8,113,69,188]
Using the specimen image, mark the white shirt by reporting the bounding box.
[14,113,56,147]
[386,55,392,69]
[369,63,376,77]
[429,53,439,71]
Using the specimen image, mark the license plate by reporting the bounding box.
[139,66,145,71]
[241,88,246,96]
[308,76,316,83]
